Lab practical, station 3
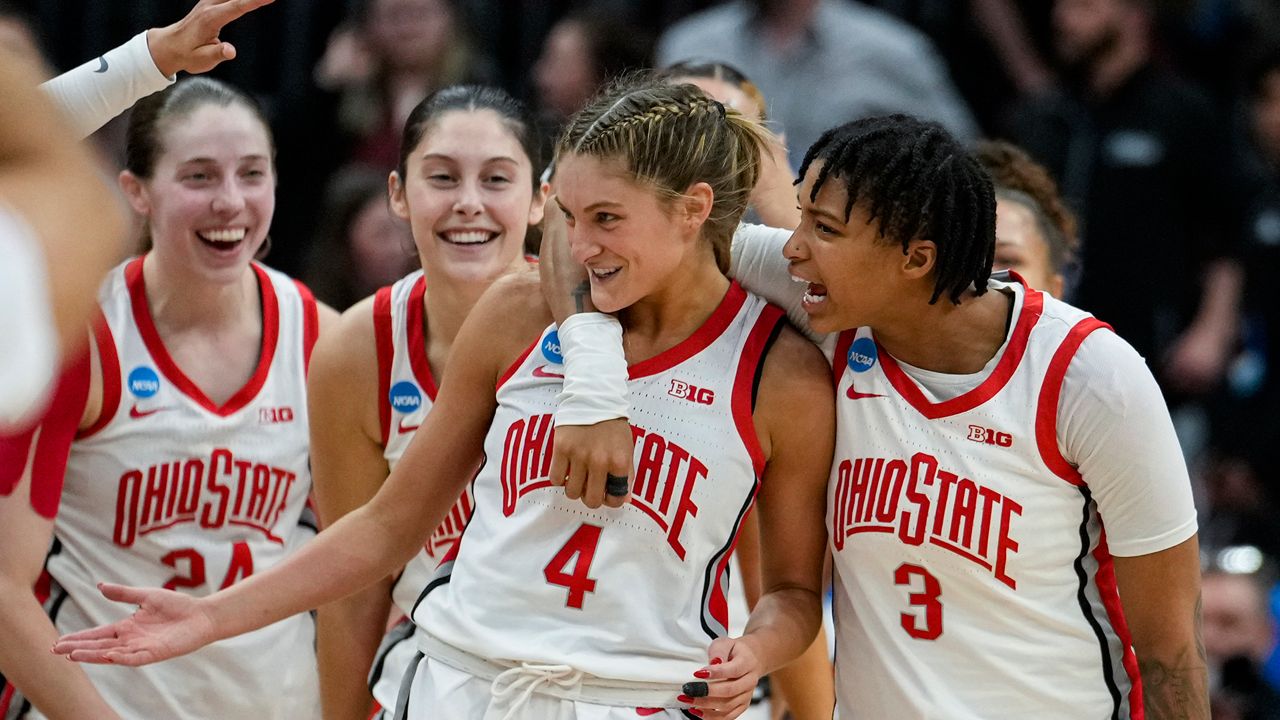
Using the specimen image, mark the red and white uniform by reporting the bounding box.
[406,283,783,716]
[25,257,321,720]
[367,270,475,712]
[826,277,1196,719]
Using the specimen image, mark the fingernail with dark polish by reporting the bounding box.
[682,681,708,697]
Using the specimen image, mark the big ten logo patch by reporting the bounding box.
[258,407,295,425]
[967,424,1013,448]
[542,331,563,364]
[847,337,877,373]
[668,379,714,405]
[389,381,422,414]
[128,366,161,398]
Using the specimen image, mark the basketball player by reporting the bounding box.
[0,78,337,719]
[311,86,547,720]
[545,115,1207,718]
[0,0,275,429]
[54,78,835,720]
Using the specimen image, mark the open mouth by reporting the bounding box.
[589,266,621,282]
[440,229,499,246]
[802,282,829,306]
[197,227,247,252]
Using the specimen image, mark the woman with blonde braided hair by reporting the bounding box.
[53,76,835,720]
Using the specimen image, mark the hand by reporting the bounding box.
[145,0,275,77]
[538,194,593,324]
[547,418,633,509]
[52,583,217,666]
[748,132,800,229]
[1162,323,1230,395]
[677,636,764,719]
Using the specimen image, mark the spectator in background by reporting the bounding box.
[1202,546,1280,720]
[531,7,652,157]
[1009,0,1244,423]
[303,168,416,311]
[656,0,977,169]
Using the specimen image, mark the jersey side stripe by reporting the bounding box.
[77,309,120,439]
[1093,529,1144,719]
[403,275,438,401]
[1035,317,1112,485]
[1073,486,1124,720]
[374,286,394,446]
[294,280,319,374]
[730,304,784,475]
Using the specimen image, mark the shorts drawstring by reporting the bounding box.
[490,662,585,719]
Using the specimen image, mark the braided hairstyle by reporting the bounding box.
[797,114,996,305]
[556,74,773,274]
[974,139,1078,274]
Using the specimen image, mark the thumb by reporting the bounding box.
[99,582,151,605]
[187,42,235,73]
[705,636,734,667]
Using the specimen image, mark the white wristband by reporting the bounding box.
[555,313,629,426]
[41,32,174,140]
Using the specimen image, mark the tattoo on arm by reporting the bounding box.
[1138,594,1210,720]
[571,280,591,314]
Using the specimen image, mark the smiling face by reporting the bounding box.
[554,153,704,313]
[121,103,275,285]
[390,108,543,285]
[785,162,920,334]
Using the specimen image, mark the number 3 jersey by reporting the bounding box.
[415,282,784,684]
[827,277,1196,720]
[35,257,321,720]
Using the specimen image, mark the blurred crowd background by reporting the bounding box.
[3,0,1280,715]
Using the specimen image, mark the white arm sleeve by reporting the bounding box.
[730,223,828,342]
[40,31,173,140]
[555,313,630,426]
[1059,330,1198,557]
[0,206,58,428]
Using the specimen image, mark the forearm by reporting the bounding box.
[0,582,119,719]
[769,627,834,720]
[1190,259,1242,342]
[40,32,172,140]
[740,586,822,675]
[1138,635,1210,719]
[316,580,392,720]
[204,502,421,642]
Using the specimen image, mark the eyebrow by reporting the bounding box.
[806,204,846,225]
[420,153,520,164]
[179,155,270,164]
[555,199,623,214]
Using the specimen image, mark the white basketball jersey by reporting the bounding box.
[416,283,784,684]
[827,278,1137,719]
[36,257,321,720]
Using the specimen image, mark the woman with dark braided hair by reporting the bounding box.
[53,77,835,720]
[544,113,1208,718]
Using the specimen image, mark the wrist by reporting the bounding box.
[144,28,180,78]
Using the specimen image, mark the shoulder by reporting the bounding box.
[310,294,379,395]
[756,320,835,414]
[461,269,555,365]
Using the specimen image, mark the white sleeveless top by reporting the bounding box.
[40,257,321,720]
[416,283,784,683]
[828,279,1148,719]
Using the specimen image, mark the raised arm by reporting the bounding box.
[41,0,275,139]
[52,278,542,666]
[308,298,395,720]
[691,326,835,718]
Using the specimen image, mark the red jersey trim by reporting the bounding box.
[1093,529,1145,718]
[126,258,281,417]
[78,310,120,439]
[628,282,748,380]
[294,280,319,375]
[1035,317,1111,486]
[404,275,439,401]
[373,286,395,447]
[831,329,856,383]
[731,304,784,476]
[877,288,1044,420]
[497,340,538,390]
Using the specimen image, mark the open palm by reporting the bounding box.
[52,583,216,666]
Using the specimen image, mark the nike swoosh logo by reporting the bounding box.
[846,385,887,400]
[532,365,564,379]
[397,419,421,434]
[129,404,171,419]
[94,56,108,73]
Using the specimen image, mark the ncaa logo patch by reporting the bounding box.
[541,331,563,364]
[847,337,877,373]
[388,381,422,414]
[127,366,161,398]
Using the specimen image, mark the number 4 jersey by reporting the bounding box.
[826,277,1196,719]
[32,257,321,720]
[415,282,783,685]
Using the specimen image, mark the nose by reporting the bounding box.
[567,224,600,265]
[453,179,483,217]
[211,177,245,216]
[782,227,808,262]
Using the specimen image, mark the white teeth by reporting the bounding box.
[590,267,619,278]
[444,230,493,245]
[803,291,827,305]
[790,275,810,284]
[199,228,246,244]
